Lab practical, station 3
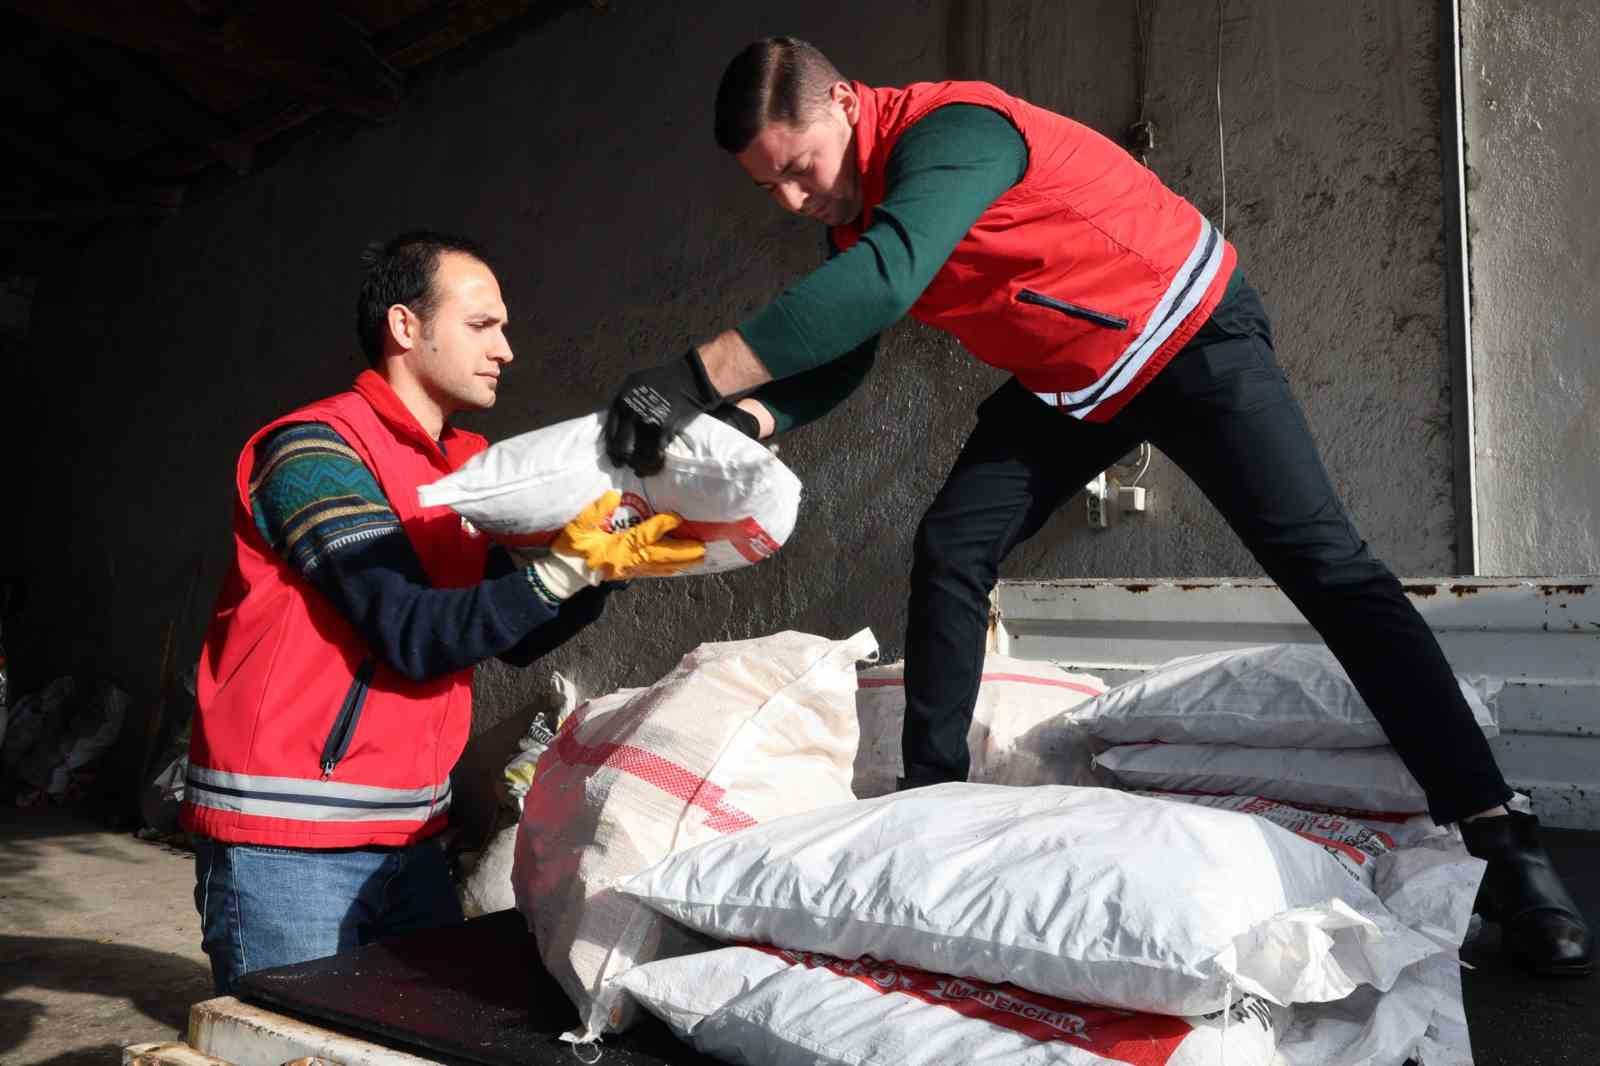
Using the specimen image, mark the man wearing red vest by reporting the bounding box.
[186,232,701,994]
[601,39,1590,975]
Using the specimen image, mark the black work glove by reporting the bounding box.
[709,403,761,440]
[604,349,722,476]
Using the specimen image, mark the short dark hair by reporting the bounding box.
[714,37,846,154]
[355,230,491,367]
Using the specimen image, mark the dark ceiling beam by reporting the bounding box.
[377,0,540,69]
[136,1,549,179]
[0,176,183,223]
[0,124,107,194]
[138,102,322,180]
[0,201,181,223]
[56,37,254,175]
[227,5,404,112]
[182,0,242,16]
[314,7,404,92]
[6,1,404,120]
[3,0,570,237]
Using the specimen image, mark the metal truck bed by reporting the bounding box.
[139,890,1600,1066]
[991,576,1600,829]
[131,576,1600,1065]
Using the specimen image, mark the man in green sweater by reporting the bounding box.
[602,37,1590,976]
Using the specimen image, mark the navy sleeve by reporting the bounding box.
[483,547,618,667]
[249,422,605,681]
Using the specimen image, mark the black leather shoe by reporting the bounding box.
[1460,811,1593,976]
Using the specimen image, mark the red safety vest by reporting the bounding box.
[182,371,490,848]
[832,81,1237,422]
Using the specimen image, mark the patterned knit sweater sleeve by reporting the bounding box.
[248,422,610,681]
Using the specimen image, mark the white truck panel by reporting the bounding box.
[181,997,442,1066]
[991,577,1600,829]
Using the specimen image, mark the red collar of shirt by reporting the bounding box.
[352,369,479,469]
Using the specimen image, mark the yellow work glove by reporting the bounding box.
[522,491,706,604]
[556,490,706,579]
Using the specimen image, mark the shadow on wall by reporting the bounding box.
[451,706,550,851]
[945,0,992,81]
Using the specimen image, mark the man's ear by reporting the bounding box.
[834,80,860,127]
[386,304,419,353]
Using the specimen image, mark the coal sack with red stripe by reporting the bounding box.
[511,629,877,1043]
[1072,643,1499,749]
[623,783,1449,1017]
[617,943,1287,1066]
[853,655,1106,798]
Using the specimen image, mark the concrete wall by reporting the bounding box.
[14,0,1455,831]
[1461,0,1600,575]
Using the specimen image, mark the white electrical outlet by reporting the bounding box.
[1085,472,1109,529]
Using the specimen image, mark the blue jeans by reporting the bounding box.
[193,836,464,995]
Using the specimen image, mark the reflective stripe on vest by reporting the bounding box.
[1032,218,1224,418]
[185,764,452,824]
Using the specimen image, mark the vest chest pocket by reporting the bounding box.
[320,658,376,779]
[1016,289,1130,331]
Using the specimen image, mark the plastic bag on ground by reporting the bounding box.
[1096,743,1429,813]
[418,413,800,577]
[1072,644,1499,748]
[138,666,198,833]
[504,672,580,807]
[4,677,128,803]
[623,783,1446,1016]
[1,676,75,782]
[618,944,1289,1066]
[459,673,582,919]
[853,656,1105,798]
[512,628,877,1042]
[459,827,518,921]
[139,754,189,834]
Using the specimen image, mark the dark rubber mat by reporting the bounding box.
[236,909,718,1066]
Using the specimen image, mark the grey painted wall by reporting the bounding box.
[1461,0,1600,575]
[15,0,1455,831]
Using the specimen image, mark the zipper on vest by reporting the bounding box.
[320,658,376,779]
[1016,289,1131,331]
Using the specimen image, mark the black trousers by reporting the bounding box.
[902,275,1512,826]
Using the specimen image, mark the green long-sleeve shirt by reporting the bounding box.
[739,104,1028,433]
